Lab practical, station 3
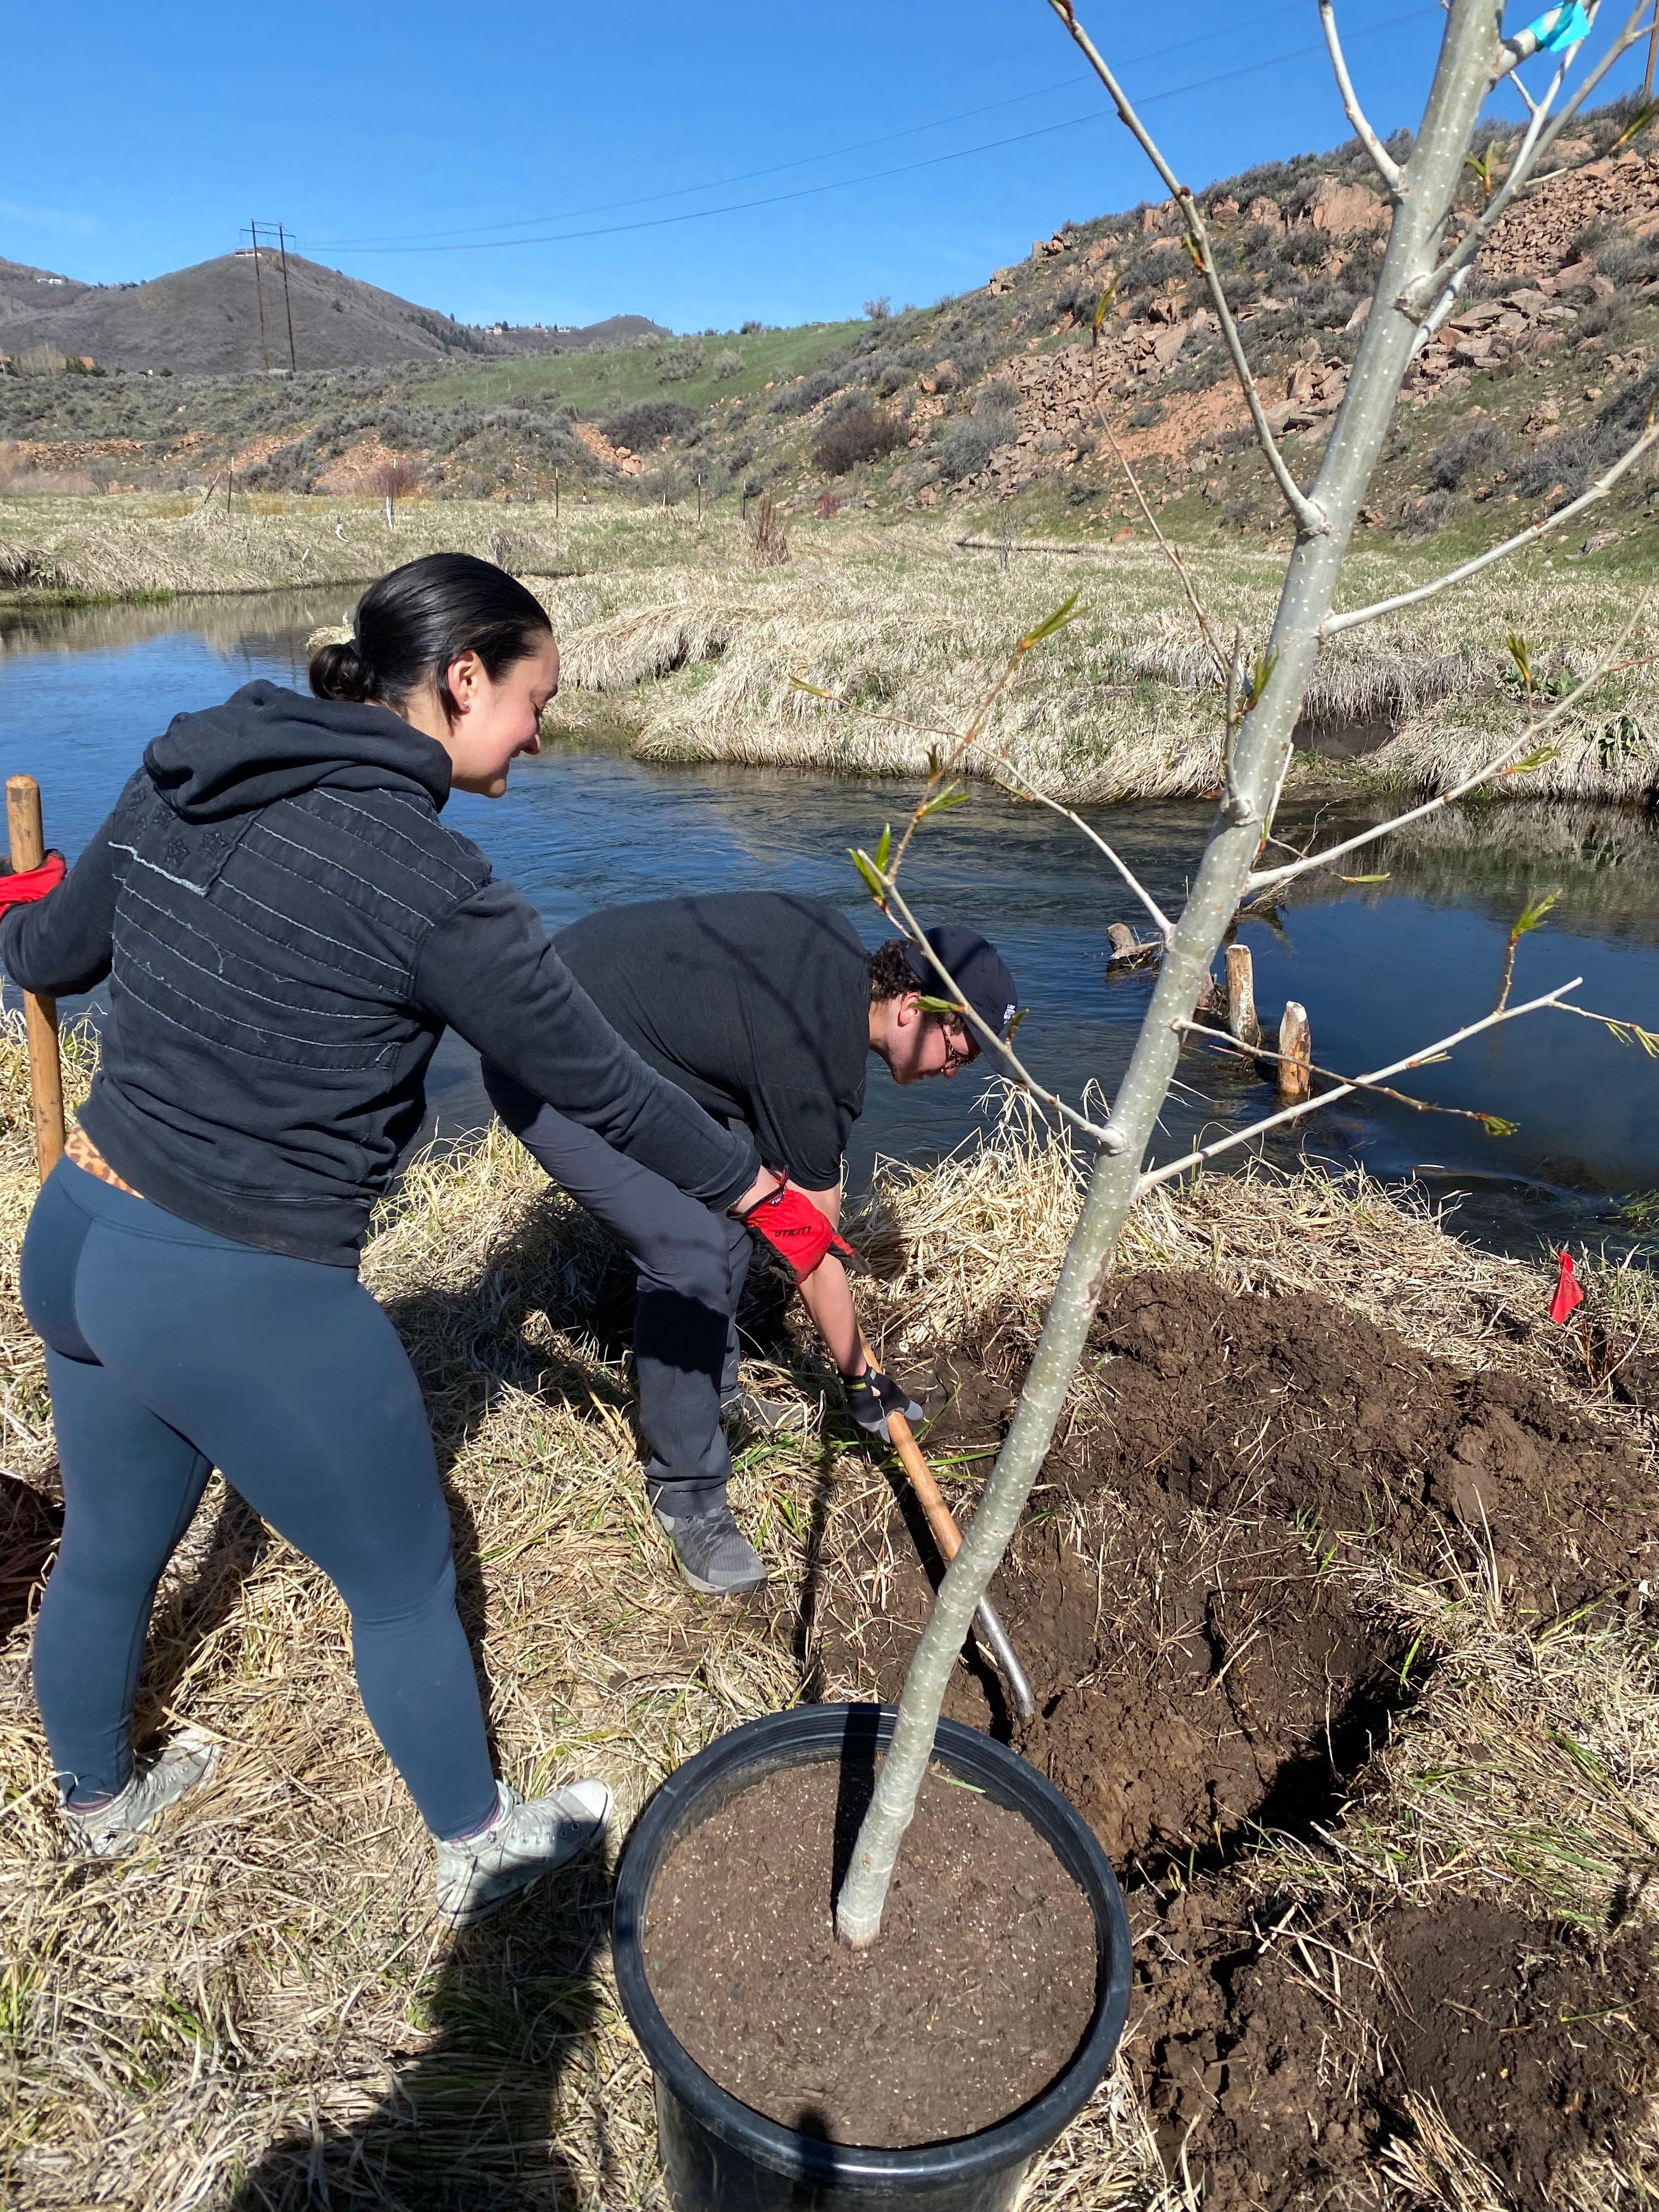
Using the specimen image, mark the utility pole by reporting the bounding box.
[1646,12,1658,97]
[250,222,298,373]
[276,223,297,373]
[250,222,269,372]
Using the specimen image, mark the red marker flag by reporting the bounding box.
[1549,1249,1584,1326]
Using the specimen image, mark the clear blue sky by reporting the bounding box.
[4,3,1650,332]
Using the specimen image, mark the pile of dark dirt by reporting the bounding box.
[644,1756,1097,2148]
[807,1266,1659,2204]
[1136,1880,1659,2211]
[822,1270,1654,1871]
[1068,1274,1654,1610]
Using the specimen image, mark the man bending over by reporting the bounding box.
[482,891,1018,1598]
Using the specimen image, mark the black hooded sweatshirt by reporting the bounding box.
[0,682,758,1263]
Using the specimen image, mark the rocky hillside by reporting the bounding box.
[0,250,666,375]
[3,100,1657,550]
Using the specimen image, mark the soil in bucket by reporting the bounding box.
[642,1753,1098,2148]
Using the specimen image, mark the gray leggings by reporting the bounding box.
[483,1063,751,1515]
[20,1159,498,1839]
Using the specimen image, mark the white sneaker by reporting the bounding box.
[433,1778,612,1928]
[61,1727,222,1860]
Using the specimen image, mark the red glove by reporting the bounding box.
[741,1178,865,1282]
[0,853,65,911]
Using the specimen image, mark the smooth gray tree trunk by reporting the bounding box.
[837,0,1512,1948]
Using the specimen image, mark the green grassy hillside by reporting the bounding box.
[4,99,1658,563]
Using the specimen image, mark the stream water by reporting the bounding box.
[4,591,1657,1262]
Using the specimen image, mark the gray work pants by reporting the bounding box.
[482,1063,751,1517]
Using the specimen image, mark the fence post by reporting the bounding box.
[1277,1001,1312,1103]
[5,777,66,1181]
[1224,943,1260,1048]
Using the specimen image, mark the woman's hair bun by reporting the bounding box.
[309,638,374,704]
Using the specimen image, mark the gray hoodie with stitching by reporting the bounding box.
[0,681,757,1263]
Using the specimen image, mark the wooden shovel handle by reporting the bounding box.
[6,777,66,1182]
[857,1329,962,1561]
[855,1327,1037,1722]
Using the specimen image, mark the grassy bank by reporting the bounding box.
[2,1027,1656,2208]
[5,494,1656,803]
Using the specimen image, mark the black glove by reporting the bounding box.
[844,1365,926,1446]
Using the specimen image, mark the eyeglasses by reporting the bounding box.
[940,1020,979,1074]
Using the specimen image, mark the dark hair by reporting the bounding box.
[868,938,945,1022]
[309,552,552,723]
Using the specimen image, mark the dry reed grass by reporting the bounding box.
[1,1034,1655,2209]
[7,493,1654,802]
[575,535,1653,805]
[0,494,659,603]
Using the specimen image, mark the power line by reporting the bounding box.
[304,2,1318,253]
[301,8,1437,263]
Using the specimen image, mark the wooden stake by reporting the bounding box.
[1224,942,1260,1048]
[1277,1000,1312,1103]
[5,776,66,1181]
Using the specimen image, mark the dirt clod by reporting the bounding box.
[1135,1880,1659,2211]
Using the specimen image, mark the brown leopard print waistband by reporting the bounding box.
[65,1124,143,1198]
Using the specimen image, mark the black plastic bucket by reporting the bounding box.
[612,1702,1133,2211]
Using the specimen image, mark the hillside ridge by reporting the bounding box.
[0,249,666,374]
[3,101,1658,561]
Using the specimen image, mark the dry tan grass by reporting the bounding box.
[1,1034,1655,2209]
[0,493,690,603]
[560,532,1657,805]
[7,493,1655,802]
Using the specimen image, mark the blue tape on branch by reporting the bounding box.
[1525,2,1591,52]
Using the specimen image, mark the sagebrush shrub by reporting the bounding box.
[769,366,848,417]
[656,340,704,383]
[1424,422,1513,490]
[935,408,1014,480]
[603,399,696,450]
[813,404,906,476]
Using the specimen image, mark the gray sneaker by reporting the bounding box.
[61,1727,222,1860]
[653,1501,769,1595]
[434,1778,612,1929]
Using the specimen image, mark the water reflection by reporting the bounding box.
[2,591,1656,1261]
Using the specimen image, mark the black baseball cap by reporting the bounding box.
[902,927,1020,1072]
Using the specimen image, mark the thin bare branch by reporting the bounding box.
[862,867,1128,1152]
[1553,1002,1659,1054]
[883,615,1063,883]
[1418,3,1650,309]
[1137,981,1582,1195]
[994,755,1175,939]
[1322,417,1659,636]
[1094,399,1228,681]
[1175,1018,1522,1130]
[1319,0,1406,195]
[1043,0,1327,537]
[1415,263,1471,351]
[1247,613,1651,894]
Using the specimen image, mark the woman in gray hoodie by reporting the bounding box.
[0,552,832,1926]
